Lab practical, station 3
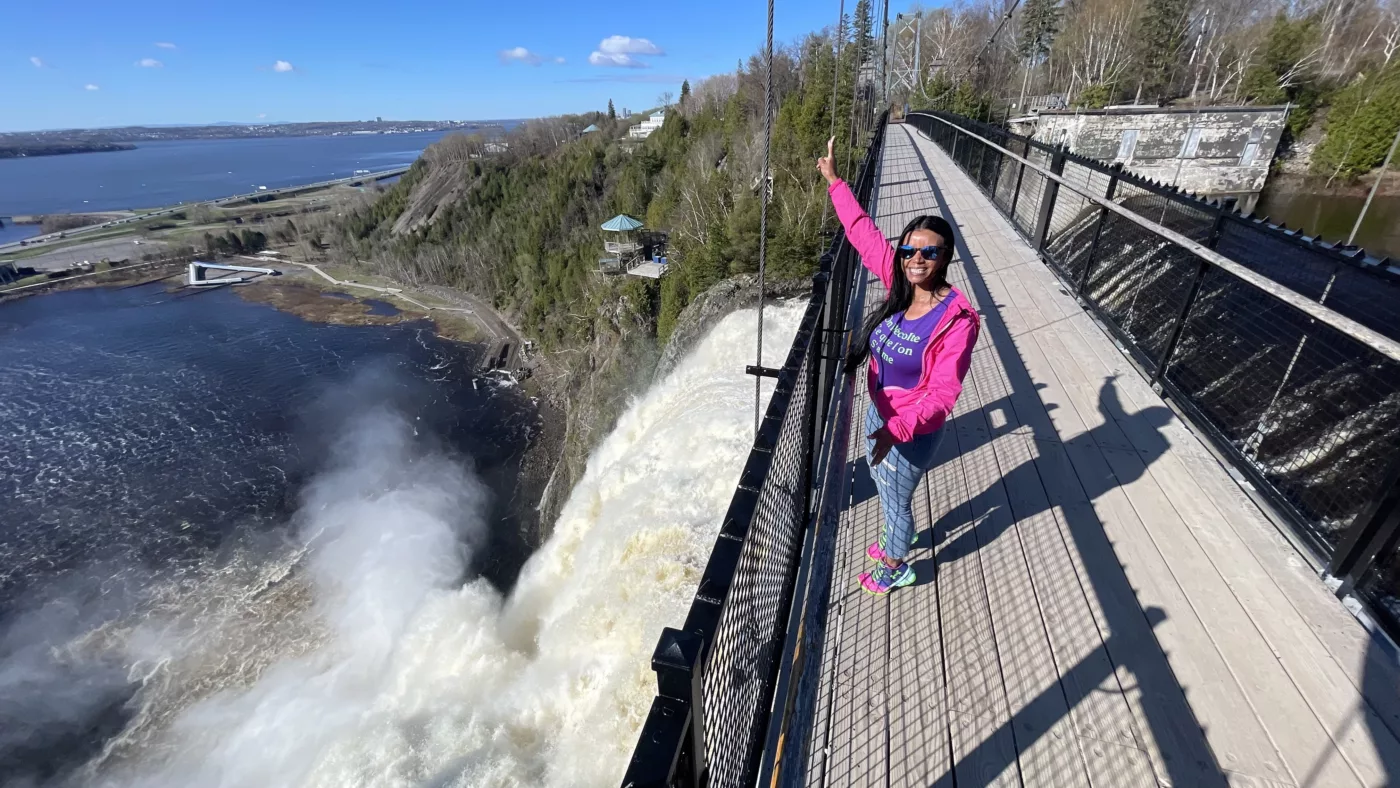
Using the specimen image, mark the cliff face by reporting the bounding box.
[654,274,813,382]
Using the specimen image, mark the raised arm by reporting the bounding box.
[818,137,894,288]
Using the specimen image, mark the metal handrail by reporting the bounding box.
[908,112,1400,364]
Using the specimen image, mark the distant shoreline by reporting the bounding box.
[0,142,136,159]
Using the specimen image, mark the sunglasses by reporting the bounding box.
[895,244,945,260]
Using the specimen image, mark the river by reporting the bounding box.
[0,132,455,217]
[1252,189,1400,259]
[0,272,805,786]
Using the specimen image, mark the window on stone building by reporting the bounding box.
[1240,126,1265,166]
[1180,127,1203,158]
[1117,129,1139,162]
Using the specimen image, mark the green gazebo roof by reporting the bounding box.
[601,214,644,232]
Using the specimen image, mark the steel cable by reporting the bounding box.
[755,0,776,431]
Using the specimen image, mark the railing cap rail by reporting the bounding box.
[909,111,1400,364]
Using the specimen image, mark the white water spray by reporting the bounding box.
[88,301,805,788]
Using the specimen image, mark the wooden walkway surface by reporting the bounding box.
[799,124,1400,788]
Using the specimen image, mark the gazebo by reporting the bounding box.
[599,214,670,277]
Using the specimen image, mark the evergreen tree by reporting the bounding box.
[680,80,691,106]
[1015,0,1061,108]
[608,99,616,120]
[1132,0,1191,103]
[1313,63,1400,180]
[852,0,873,66]
[1016,0,1062,63]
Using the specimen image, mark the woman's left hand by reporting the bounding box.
[818,136,838,185]
[869,425,896,467]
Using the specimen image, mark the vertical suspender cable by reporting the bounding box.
[880,0,891,107]
[844,5,864,176]
[820,0,846,230]
[755,0,776,432]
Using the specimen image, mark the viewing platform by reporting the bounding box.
[799,123,1400,787]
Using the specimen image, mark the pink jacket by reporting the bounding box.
[829,179,980,442]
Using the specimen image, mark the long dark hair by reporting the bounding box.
[845,215,956,376]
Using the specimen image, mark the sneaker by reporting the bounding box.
[859,563,915,595]
[866,540,887,563]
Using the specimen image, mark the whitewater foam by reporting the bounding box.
[74,300,806,788]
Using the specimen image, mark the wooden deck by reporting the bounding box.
[800,124,1400,788]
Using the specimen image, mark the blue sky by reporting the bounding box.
[2,0,854,132]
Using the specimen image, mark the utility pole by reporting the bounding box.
[1348,123,1400,246]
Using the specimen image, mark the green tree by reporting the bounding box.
[852,0,873,66]
[1131,0,1191,102]
[680,80,691,106]
[1016,0,1062,108]
[608,99,616,120]
[1313,64,1400,180]
[1242,14,1323,138]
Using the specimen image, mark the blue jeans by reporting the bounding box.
[864,401,944,561]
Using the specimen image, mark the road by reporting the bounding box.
[0,165,410,256]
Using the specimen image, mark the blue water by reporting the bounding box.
[0,220,40,246]
[0,132,453,216]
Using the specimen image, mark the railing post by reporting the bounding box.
[1075,164,1121,297]
[1032,145,1068,252]
[1008,158,1027,221]
[1330,458,1400,592]
[1150,196,1237,384]
[656,627,707,788]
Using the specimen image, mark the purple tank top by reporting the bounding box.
[870,293,955,391]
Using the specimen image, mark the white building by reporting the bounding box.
[628,110,667,140]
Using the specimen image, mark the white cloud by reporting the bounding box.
[257,113,267,119]
[30,56,44,68]
[85,83,99,91]
[273,60,294,72]
[598,36,663,56]
[589,36,664,68]
[155,42,177,49]
[136,58,163,68]
[589,52,647,68]
[499,47,564,66]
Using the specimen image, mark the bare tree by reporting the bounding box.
[1056,0,1140,101]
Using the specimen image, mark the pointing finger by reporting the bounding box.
[827,136,835,157]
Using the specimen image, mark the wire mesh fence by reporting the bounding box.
[904,108,1400,642]
[620,114,887,788]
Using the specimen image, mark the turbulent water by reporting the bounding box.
[0,285,804,788]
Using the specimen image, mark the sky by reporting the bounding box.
[1,0,857,132]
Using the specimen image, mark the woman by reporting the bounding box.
[818,136,980,595]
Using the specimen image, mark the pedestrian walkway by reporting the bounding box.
[801,123,1400,787]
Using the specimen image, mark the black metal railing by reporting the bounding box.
[619,112,888,788]
[905,109,1400,641]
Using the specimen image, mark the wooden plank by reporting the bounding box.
[817,378,889,788]
[957,351,1092,787]
[937,350,1022,788]
[889,467,953,788]
[1047,309,1400,787]
[964,352,1157,787]
[1019,315,1361,787]
[1064,307,1400,744]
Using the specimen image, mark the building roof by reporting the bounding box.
[601,214,645,232]
[581,124,600,133]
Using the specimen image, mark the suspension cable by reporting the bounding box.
[754,0,777,432]
[820,0,847,231]
[844,3,865,176]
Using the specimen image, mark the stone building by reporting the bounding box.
[1011,105,1289,197]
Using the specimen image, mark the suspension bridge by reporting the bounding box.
[619,110,1400,788]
